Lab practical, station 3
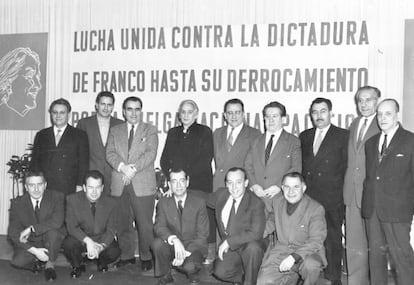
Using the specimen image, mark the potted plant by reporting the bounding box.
[6,144,32,198]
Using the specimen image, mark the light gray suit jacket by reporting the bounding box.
[77,115,124,192]
[343,116,379,208]
[245,130,301,210]
[106,121,158,197]
[213,124,261,192]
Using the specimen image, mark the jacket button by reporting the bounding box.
[220,169,224,173]
[376,176,380,180]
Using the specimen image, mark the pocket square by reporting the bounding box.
[396,154,404,157]
[141,137,146,142]
[300,224,305,228]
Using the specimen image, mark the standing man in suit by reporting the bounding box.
[213,98,260,192]
[63,170,121,278]
[343,86,380,285]
[362,99,414,285]
[245,101,301,212]
[257,172,327,285]
[106,96,158,271]
[152,168,209,285]
[208,167,266,285]
[299,97,349,285]
[77,91,124,195]
[30,98,89,195]
[8,171,66,281]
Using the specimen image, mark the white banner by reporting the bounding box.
[69,21,369,163]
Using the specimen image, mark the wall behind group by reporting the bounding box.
[0,0,413,234]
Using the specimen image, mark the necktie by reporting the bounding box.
[226,199,237,232]
[55,129,62,146]
[313,130,323,156]
[357,118,368,148]
[380,134,388,161]
[128,125,134,151]
[265,135,274,165]
[177,200,183,216]
[226,128,235,152]
[34,200,40,222]
[91,202,96,217]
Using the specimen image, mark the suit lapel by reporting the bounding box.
[314,126,334,161]
[92,116,106,148]
[24,194,37,224]
[351,117,361,152]
[267,130,287,165]
[379,127,403,166]
[217,191,230,234]
[168,197,181,231]
[258,134,266,166]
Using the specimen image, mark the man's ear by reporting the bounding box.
[302,184,307,193]
[244,179,249,188]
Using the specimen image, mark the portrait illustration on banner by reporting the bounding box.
[0,33,47,130]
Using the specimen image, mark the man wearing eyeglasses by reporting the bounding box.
[7,171,66,282]
[257,172,327,285]
[213,98,260,192]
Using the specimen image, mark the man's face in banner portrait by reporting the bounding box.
[0,47,42,117]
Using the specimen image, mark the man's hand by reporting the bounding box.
[28,247,49,262]
[250,184,265,197]
[279,255,295,272]
[218,240,230,261]
[120,164,137,179]
[84,237,99,259]
[264,185,281,199]
[19,226,33,243]
[94,243,105,256]
[76,185,83,192]
[172,238,186,261]
[162,189,173,198]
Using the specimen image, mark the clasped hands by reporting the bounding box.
[83,237,104,260]
[121,164,137,186]
[250,184,281,199]
[172,238,191,266]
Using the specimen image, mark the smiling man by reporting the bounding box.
[257,172,327,285]
[64,170,120,278]
[30,98,89,195]
[77,91,124,195]
[362,99,414,285]
[8,171,65,282]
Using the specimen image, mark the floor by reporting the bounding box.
[0,235,396,285]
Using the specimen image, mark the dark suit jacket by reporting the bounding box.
[161,123,213,192]
[207,188,265,251]
[106,121,158,197]
[343,116,380,208]
[362,126,414,222]
[65,191,118,246]
[154,193,209,255]
[299,125,349,210]
[8,190,65,250]
[30,125,89,195]
[77,115,124,192]
[213,124,261,191]
[264,194,327,266]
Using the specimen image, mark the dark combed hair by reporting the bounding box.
[168,167,188,181]
[24,171,46,183]
[310,97,332,113]
[225,167,248,183]
[282,171,306,185]
[83,170,104,185]
[122,96,143,110]
[49,98,72,113]
[262,101,287,117]
[224,98,245,113]
[96,91,115,104]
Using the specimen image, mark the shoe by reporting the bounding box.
[156,272,174,285]
[188,273,200,284]
[141,260,152,271]
[114,257,136,268]
[32,261,42,274]
[97,262,108,273]
[70,264,86,278]
[44,268,57,281]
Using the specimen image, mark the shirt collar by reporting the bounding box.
[174,193,187,207]
[54,124,68,135]
[30,196,43,209]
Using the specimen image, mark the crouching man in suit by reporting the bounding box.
[152,168,209,285]
[7,171,66,282]
[257,172,327,285]
[63,170,121,278]
[209,167,266,285]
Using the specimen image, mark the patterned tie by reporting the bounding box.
[357,118,368,148]
[226,199,237,232]
[34,200,40,222]
[265,135,274,165]
[313,130,323,156]
[128,125,134,151]
[226,128,235,152]
[177,200,183,216]
[379,134,388,161]
[55,129,62,146]
[91,202,96,217]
